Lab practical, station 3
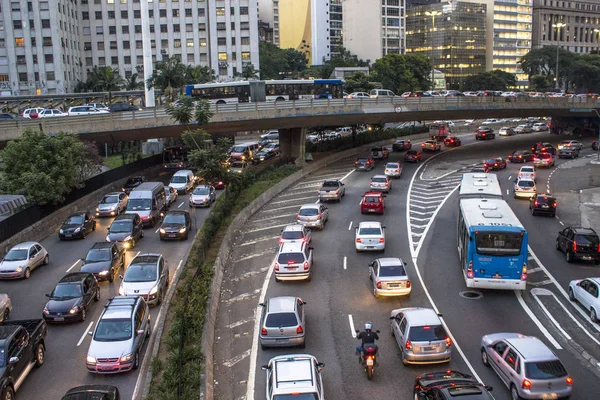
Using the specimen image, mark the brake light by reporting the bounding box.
[297,326,304,334]
[335,189,339,194]
[405,340,412,350]
[379,238,385,243]
[573,241,577,251]
[356,238,362,243]
[482,133,486,136]
[534,201,538,206]
[521,263,527,281]
[446,337,452,347]
[279,239,284,245]
[597,243,600,253]
[522,379,532,389]
[261,327,267,336]
[355,161,358,165]
[303,261,309,270]
[394,169,399,172]
[566,376,573,385]
[287,260,295,265]
[317,213,322,220]
[406,280,411,288]
[467,261,474,279]
[274,262,280,272]
[518,155,522,158]
[376,281,382,289]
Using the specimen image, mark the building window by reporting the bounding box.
[134,9,141,18]
[40,1,49,10]
[198,8,205,17]
[96,11,103,20]
[150,25,155,33]
[31,37,36,46]
[84,41,92,50]
[218,52,227,61]
[160,9,167,17]
[42,19,51,29]
[136,40,142,49]
[174,24,180,32]
[125,70,132,78]
[98,42,105,50]
[173,9,179,17]
[98,57,105,65]
[11,2,20,11]
[199,39,207,46]
[161,39,168,48]
[137,55,143,64]
[15,37,25,47]
[86,57,93,66]
[199,23,206,30]
[123,40,130,49]
[186,38,194,47]
[219,67,227,76]
[187,54,194,63]
[122,25,130,34]
[19,73,28,82]
[82,11,89,20]
[46,71,55,80]
[218,37,227,45]
[231,22,235,30]
[121,10,128,18]
[149,9,154,17]
[185,8,192,17]
[13,21,22,30]
[111,56,118,64]
[0,74,7,82]
[43,37,52,46]
[0,39,4,49]
[110,41,117,49]
[124,56,131,64]
[241,37,250,45]
[45,54,54,63]
[240,6,249,15]
[186,24,193,32]
[240,22,250,30]
[135,25,141,33]
[17,55,26,65]
[96,26,104,35]
[83,27,91,35]
[217,22,226,30]
[174,39,181,48]
[216,7,225,16]
[232,37,236,46]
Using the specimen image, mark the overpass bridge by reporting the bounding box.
[1,96,598,162]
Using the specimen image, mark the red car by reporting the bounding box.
[404,150,423,163]
[444,137,461,147]
[360,192,385,214]
[483,157,507,171]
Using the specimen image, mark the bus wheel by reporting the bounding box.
[216,100,226,105]
[276,97,285,102]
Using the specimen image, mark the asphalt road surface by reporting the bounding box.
[0,171,218,400]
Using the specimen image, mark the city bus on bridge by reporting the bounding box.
[457,198,528,290]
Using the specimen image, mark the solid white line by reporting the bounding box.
[514,291,562,349]
[343,256,347,270]
[531,293,572,340]
[155,226,160,233]
[77,321,95,347]
[508,176,512,181]
[66,259,81,273]
[411,199,442,205]
[177,201,184,208]
[559,220,564,226]
[340,169,355,182]
[348,314,357,338]
[348,221,353,230]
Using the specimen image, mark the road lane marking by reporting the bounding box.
[340,169,355,182]
[531,291,572,341]
[239,235,279,246]
[260,204,304,213]
[234,249,275,262]
[506,189,509,195]
[508,176,512,181]
[155,226,161,233]
[251,212,297,223]
[66,259,81,273]
[231,266,270,282]
[227,317,255,329]
[343,256,347,270]
[559,220,564,226]
[224,349,252,368]
[348,314,357,338]
[245,223,291,233]
[348,221,353,230]
[514,291,562,349]
[77,321,95,347]
[269,196,315,205]
[177,201,184,208]
[224,289,262,304]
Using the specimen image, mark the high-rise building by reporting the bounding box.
[0,0,260,96]
[406,2,487,89]
[330,0,343,57]
[532,0,600,55]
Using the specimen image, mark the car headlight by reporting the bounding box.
[69,306,80,314]
[99,270,109,276]
[118,286,124,296]
[120,353,133,362]
[74,227,81,233]
[15,267,23,272]
[43,307,49,315]
[86,355,96,364]
[159,228,166,234]
[149,286,158,295]
[179,227,186,233]
[59,229,64,234]
[106,235,111,242]
[96,208,99,212]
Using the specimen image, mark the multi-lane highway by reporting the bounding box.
[212,131,600,400]
[0,171,217,400]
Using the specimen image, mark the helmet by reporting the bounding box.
[364,322,373,331]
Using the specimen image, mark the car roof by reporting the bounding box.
[378,257,403,267]
[571,227,598,235]
[165,210,189,216]
[363,191,382,197]
[520,166,534,170]
[91,242,114,249]
[299,204,319,210]
[102,296,139,319]
[358,221,382,229]
[506,337,557,361]
[131,254,161,265]
[64,385,119,396]
[68,212,87,217]
[267,296,297,313]
[12,241,38,249]
[402,308,442,325]
[114,213,136,221]
[58,272,90,283]
[282,224,305,232]
[371,174,387,179]
[271,354,317,386]
[279,241,305,253]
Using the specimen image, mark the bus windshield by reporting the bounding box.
[475,232,523,256]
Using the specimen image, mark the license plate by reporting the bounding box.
[65,234,72,238]
[366,358,374,366]
[366,246,374,249]
[582,256,592,260]
[541,394,558,400]
[101,365,116,371]
[168,234,177,237]
[387,283,399,288]
[422,346,436,352]
[54,317,64,322]
[286,267,298,270]
[542,205,549,208]
[276,339,288,343]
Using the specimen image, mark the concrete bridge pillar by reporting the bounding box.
[279,127,306,165]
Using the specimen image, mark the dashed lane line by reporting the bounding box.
[245,223,291,234]
[348,314,357,338]
[343,257,347,270]
[66,259,81,273]
[269,196,315,205]
[238,235,279,247]
[177,201,185,208]
[234,249,276,263]
[230,266,271,282]
[77,321,95,347]
[348,221,353,230]
[224,289,262,304]
[223,349,252,368]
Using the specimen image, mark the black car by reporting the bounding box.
[443,136,461,147]
[471,165,489,173]
[0,113,16,120]
[81,242,125,282]
[59,212,96,240]
[532,142,556,155]
[159,210,192,240]
[122,176,145,194]
[556,227,600,264]
[529,193,557,217]
[106,213,144,250]
[508,150,536,163]
[108,102,139,112]
[392,139,412,152]
[593,140,598,150]
[252,150,277,164]
[62,385,121,400]
[404,150,423,163]
[414,371,494,400]
[558,147,579,158]
[43,272,100,323]
[475,127,495,140]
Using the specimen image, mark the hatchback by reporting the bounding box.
[38,109,68,118]
[259,296,306,349]
[384,162,403,179]
[0,242,49,279]
[533,152,555,168]
[392,139,412,151]
[159,210,191,240]
[348,92,370,98]
[514,179,536,199]
[355,222,386,252]
[569,277,600,321]
[360,192,385,214]
[509,150,536,163]
[556,227,600,264]
[59,212,96,240]
[413,371,495,400]
[189,185,216,208]
[274,240,314,282]
[81,242,125,283]
[558,140,583,151]
[119,254,169,305]
[106,213,144,250]
[280,224,312,245]
[484,157,507,171]
[22,108,45,118]
[529,193,557,217]
[354,156,375,171]
[532,123,549,131]
[499,127,515,136]
[96,192,128,217]
[390,307,451,364]
[558,147,579,159]
[404,150,423,163]
[43,272,100,323]
[296,204,328,230]
[481,333,572,400]
[262,354,325,400]
[370,174,392,193]
[518,166,536,182]
[531,142,556,155]
[369,258,411,297]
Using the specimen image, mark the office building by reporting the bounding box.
[330,0,343,56]
[532,0,600,54]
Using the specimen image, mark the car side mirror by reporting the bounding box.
[382,226,387,229]
[261,365,269,371]
[137,329,145,336]
[88,331,93,336]
[9,357,19,364]
[404,262,407,266]
[303,301,307,305]
[308,247,314,251]
[437,313,444,317]
[107,227,110,231]
[418,392,426,398]
[258,303,264,307]
[45,293,50,298]
[375,330,380,334]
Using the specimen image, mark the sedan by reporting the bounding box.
[384,162,403,179]
[159,210,192,240]
[558,147,579,159]
[96,192,128,217]
[558,140,583,151]
[348,92,370,99]
[483,157,507,171]
[0,242,49,279]
[370,174,392,193]
[355,222,386,252]
[498,127,515,136]
[516,124,533,133]
[508,150,536,163]
[189,185,216,208]
[252,150,277,164]
[81,242,125,283]
[534,152,555,168]
[259,296,306,349]
[569,277,600,321]
[443,136,461,147]
[165,185,178,206]
[59,211,96,240]
[413,371,494,400]
[38,109,68,118]
[43,272,100,322]
[392,139,412,152]
[108,103,140,112]
[404,150,423,163]
[369,257,411,298]
[0,294,12,321]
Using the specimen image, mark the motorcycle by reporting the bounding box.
[356,330,380,380]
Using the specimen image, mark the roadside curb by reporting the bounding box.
[200,130,431,400]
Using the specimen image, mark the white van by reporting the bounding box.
[369,89,396,98]
[169,170,195,194]
[125,182,167,227]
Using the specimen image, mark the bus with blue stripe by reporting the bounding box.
[457,198,528,290]
[459,173,503,199]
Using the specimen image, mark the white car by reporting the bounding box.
[482,118,500,125]
[0,294,12,321]
[68,106,110,116]
[22,108,45,118]
[229,161,248,174]
[569,277,600,321]
[498,127,514,136]
[355,221,386,252]
[514,178,536,198]
[38,109,68,118]
[384,162,403,179]
[370,174,392,192]
[369,258,411,298]
[348,92,370,99]
[518,166,536,181]
[532,122,549,131]
[84,103,110,111]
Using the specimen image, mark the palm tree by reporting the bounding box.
[234,63,260,80]
[185,65,216,84]
[125,73,145,90]
[92,66,126,103]
[146,56,187,102]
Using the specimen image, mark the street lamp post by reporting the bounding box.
[425,11,442,92]
[552,22,566,90]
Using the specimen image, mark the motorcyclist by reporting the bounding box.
[355,322,379,363]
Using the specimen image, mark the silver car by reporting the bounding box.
[0,242,49,279]
[259,296,306,349]
[274,240,314,282]
[96,192,128,217]
[0,294,12,321]
[368,257,411,297]
[262,354,325,400]
[280,224,312,245]
[569,277,600,321]
[296,204,329,230]
[514,178,536,199]
[118,254,169,306]
[189,185,216,208]
[390,307,452,365]
[384,162,403,179]
[370,174,392,193]
[481,333,572,400]
[165,185,178,206]
[355,221,385,252]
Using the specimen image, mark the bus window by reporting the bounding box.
[475,232,522,256]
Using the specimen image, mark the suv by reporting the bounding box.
[556,227,600,264]
[370,146,389,159]
[390,307,452,365]
[280,224,312,245]
[274,240,314,282]
[119,254,170,305]
[529,193,557,217]
[392,139,412,152]
[106,213,144,250]
[261,354,325,400]
[86,296,151,373]
[354,155,375,171]
[81,242,125,282]
[259,296,306,349]
[481,333,572,400]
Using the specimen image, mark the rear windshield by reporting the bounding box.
[574,234,599,246]
[518,180,535,187]
[406,151,418,155]
[359,228,381,235]
[281,231,304,240]
[525,361,567,379]
[231,146,247,152]
[536,196,554,204]
[322,181,339,187]
[364,196,379,203]
[521,167,534,173]
[408,325,447,341]
[357,158,369,163]
[386,163,400,169]
[299,208,318,216]
[278,252,305,264]
[379,265,405,277]
[372,177,387,183]
[273,394,318,400]
[265,312,298,327]
[475,232,523,256]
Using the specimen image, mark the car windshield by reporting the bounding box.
[52,283,82,298]
[518,180,535,187]
[86,249,111,262]
[65,215,84,225]
[299,208,318,216]
[386,163,399,169]
[193,187,210,195]
[372,177,387,183]
[281,231,304,240]
[101,195,119,204]
[379,265,405,277]
[124,264,157,282]
[322,181,339,188]
[265,312,298,327]
[109,220,132,233]
[406,151,417,156]
[408,325,447,341]
[4,249,27,261]
[574,234,599,246]
[525,361,567,379]
[94,319,133,342]
[485,159,496,164]
[475,232,523,256]
[278,253,305,264]
[359,228,381,235]
[127,199,151,211]
[273,394,319,400]
[231,146,246,152]
[125,178,141,185]
[163,213,186,224]
[171,176,187,183]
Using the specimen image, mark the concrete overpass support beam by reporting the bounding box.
[279,127,306,165]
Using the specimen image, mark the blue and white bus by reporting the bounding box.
[457,198,528,290]
[459,173,503,199]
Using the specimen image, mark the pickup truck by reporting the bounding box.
[0,319,47,400]
[318,180,345,202]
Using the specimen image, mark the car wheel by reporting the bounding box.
[92,222,96,231]
[130,239,136,249]
[80,308,87,321]
[1,387,14,400]
[2,308,9,322]
[566,251,572,263]
[82,230,86,239]
[510,384,522,400]
[133,351,140,370]
[531,208,536,216]
[95,288,100,301]
[146,322,152,338]
[43,254,49,265]
[481,348,490,366]
[141,230,144,238]
[400,349,408,365]
[299,339,306,349]
[591,308,599,323]
[569,288,575,301]
[108,269,114,283]
[24,268,31,279]
[372,285,379,298]
[556,240,561,251]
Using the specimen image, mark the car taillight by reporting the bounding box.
[405,340,412,350]
[356,238,361,243]
[406,280,411,288]
[573,241,577,251]
[521,263,527,281]
[445,337,452,347]
[296,325,304,334]
[597,243,600,253]
[467,261,474,279]
[394,169,399,172]
[518,155,522,158]
[279,239,284,245]
[534,201,538,206]
[522,379,532,389]
[335,189,339,194]
[317,213,322,220]
[566,376,573,386]
[355,161,358,165]
[303,261,309,270]
[376,281,382,289]
[261,327,268,336]
[379,238,384,243]
[482,133,486,136]
[274,262,280,272]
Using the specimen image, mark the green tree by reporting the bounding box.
[283,48,308,78]
[520,46,577,87]
[235,62,260,79]
[184,65,216,84]
[566,61,600,92]
[185,132,233,183]
[146,56,187,102]
[0,130,102,205]
[343,72,374,93]
[125,73,145,90]
[318,47,370,79]
[463,71,510,91]
[530,74,551,91]
[489,70,517,88]
[259,41,308,79]
[371,54,431,93]
[165,97,213,129]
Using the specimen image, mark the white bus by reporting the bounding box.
[459,173,503,199]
